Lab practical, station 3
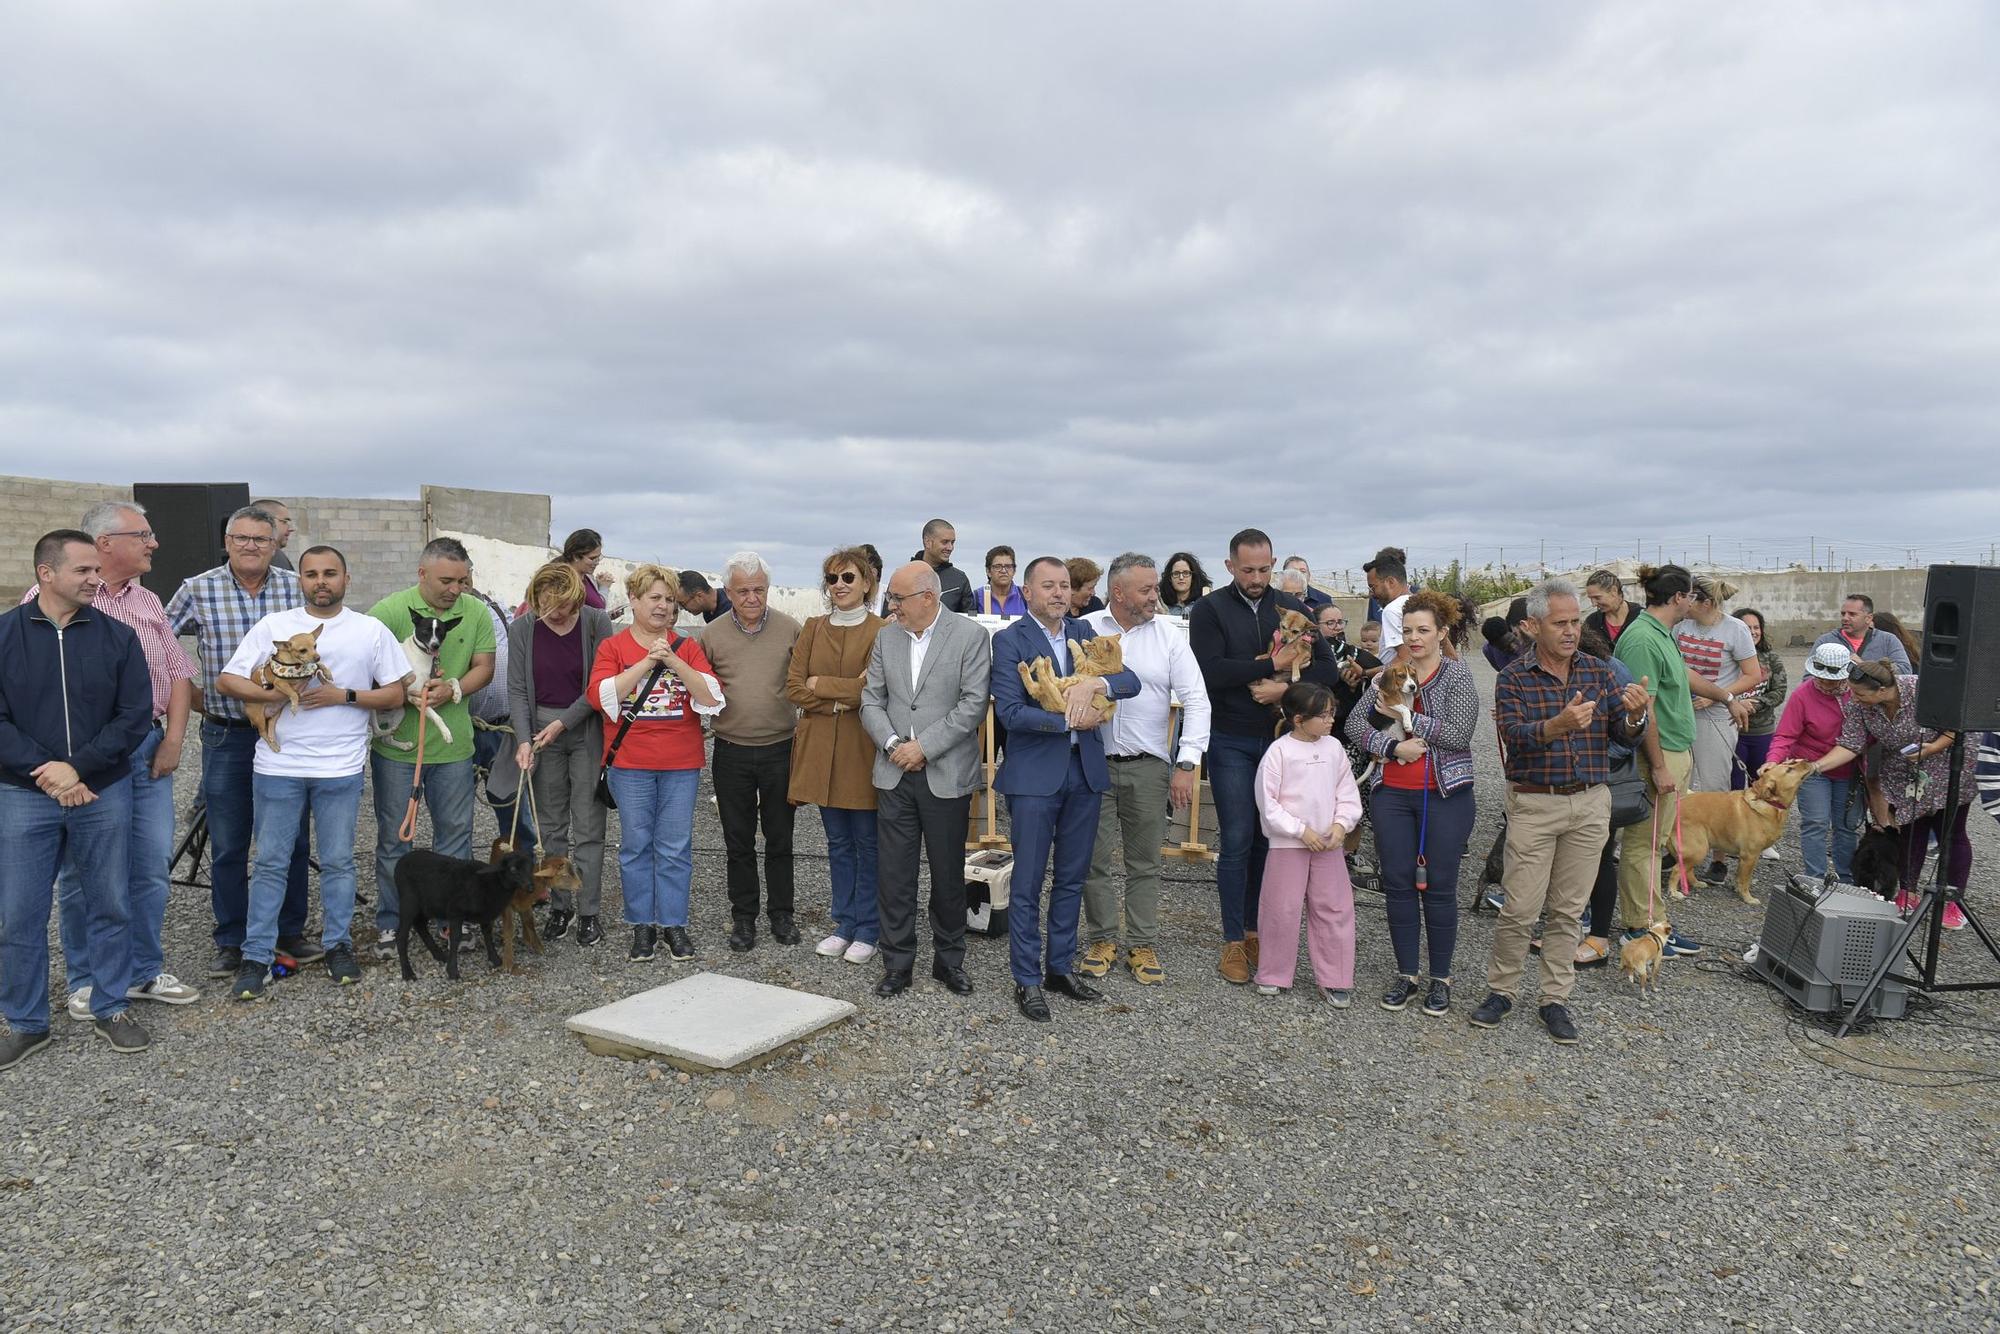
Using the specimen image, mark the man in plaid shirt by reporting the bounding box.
[166,505,314,981]
[1469,578,1649,1045]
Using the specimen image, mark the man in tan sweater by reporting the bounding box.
[700,552,803,951]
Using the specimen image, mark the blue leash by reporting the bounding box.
[1415,675,1431,893]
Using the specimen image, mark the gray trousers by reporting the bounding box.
[1081,754,1171,948]
[1690,706,1739,794]
[530,704,607,915]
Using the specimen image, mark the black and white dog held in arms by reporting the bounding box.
[371,611,462,752]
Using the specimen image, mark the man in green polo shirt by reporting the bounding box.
[1613,563,1703,959]
[367,537,497,945]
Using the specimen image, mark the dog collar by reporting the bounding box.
[1745,793,1790,812]
[267,659,319,680]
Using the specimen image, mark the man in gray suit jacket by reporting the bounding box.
[861,562,993,998]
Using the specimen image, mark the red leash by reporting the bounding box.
[397,663,440,844]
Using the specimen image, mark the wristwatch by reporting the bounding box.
[1174,760,1197,772]
[345,688,357,705]
[884,734,902,754]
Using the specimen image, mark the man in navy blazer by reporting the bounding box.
[990,557,1141,1022]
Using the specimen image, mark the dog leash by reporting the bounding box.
[397,657,445,844]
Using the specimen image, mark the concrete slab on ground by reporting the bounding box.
[566,972,856,1072]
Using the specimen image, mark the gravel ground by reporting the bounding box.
[5,652,1999,1332]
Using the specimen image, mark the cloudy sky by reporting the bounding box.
[4,2,1997,587]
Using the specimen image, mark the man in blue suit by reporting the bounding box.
[991,556,1141,1022]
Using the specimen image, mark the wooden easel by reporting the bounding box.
[1159,699,1215,863]
[967,700,1009,850]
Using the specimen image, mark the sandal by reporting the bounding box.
[1574,938,1611,969]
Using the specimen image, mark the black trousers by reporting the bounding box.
[712,737,796,920]
[874,772,971,975]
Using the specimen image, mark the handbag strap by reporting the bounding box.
[603,643,676,769]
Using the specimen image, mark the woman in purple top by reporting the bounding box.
[507,562,616,941]
[560,529,607,610]
[1812,658,1979,929]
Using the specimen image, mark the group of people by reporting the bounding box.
[0,499,1976,1068]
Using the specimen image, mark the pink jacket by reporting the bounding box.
[1256,733,1365,849]
[1767,681,1856,779]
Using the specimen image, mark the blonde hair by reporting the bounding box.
[626,563,683,605]
[1065,556,1102,588]
[527,561,584,615]
[822,546,877,605]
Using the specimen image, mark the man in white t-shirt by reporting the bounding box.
[1370,554,1413,660]
[217,546,414,999]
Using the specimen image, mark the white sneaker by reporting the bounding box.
[128,973,201,1005]
[1759,846,1781,861]
[377,928,398,948]
[67,985,93,1021]
[815,934,851,958]
[1256,984,1280,996]
[842,940,878,966]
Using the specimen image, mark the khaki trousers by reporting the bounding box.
[1081,755,1171,948]
[1617,748,1693,930]
[1487,785,1610,1004]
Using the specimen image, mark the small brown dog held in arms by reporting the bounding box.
[247,626,333,754]
[1619,920,1670,992]
[1354,661,1423,784]
[1018,634,1124,722]
[487,841,563,972]
[1673,758,1815,905]
[1258,609,1316,683]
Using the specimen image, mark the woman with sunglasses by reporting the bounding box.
[1809,657,1978,927]
[1159,552,1213,618]
[787,547,890,962]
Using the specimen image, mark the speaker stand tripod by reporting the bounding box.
[1838,733,2000,1036]
[170,799,211,889]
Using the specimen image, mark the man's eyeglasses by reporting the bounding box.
[226,534,275,549]
[104,529,156,542]
[988,564,1015,574]
[884,589,932,606]
[824,570,860,586]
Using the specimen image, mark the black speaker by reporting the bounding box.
[131,482,250,602]
[1915,565,2000,731]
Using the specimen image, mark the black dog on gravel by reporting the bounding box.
[1849,826,1903,901]
[394,849,535,980]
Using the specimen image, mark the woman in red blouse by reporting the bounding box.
[588,565,724,963]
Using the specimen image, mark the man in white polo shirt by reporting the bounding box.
[216,545,413,999]
[1078,552,1212,985]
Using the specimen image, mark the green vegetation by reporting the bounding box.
[1416,560,1534,607]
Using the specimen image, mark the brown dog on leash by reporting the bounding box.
[1619,920,1671,992]
[486,841,563,972]
[247,626,333,754]
[1674,758,1815,905]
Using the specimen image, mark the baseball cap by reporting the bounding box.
[1805,642,1852,680]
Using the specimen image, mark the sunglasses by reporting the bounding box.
[824,570,860,586]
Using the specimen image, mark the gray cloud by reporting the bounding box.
[3,1,1997,585]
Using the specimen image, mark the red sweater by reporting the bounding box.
[1767,682,1856,779]
[588,629,717,772]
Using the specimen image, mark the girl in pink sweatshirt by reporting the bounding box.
[1255,682,1366,1003]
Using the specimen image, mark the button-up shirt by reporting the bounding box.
[1084,608,1210,765]
[166,564,304,720]
[1494,650,1637,787]
[905,618,936,692]
[20,578,195,719]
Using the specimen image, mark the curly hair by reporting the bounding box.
[1401,588,1462,637]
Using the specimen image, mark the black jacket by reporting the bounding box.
[0,601,152,791]
[1188,585,1345,738]
[1583,600,1643,647]
[913,553,974,615]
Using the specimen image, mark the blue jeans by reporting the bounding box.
[605,767,698,927]
[0,780,133,1029]
[1371,783,1477,979]
[56,727,175,995]
[371,753,476,933]
[246,772,365,965]
[1795,770,1858,882]
[201,719,309,949]
[821,806,880,944]
[474,725,537,857]
[1207,732,1273,941]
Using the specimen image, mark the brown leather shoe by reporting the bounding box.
[1126,946,1165,985]
[1077,940,1117,979]
[1245,931,1261,970]
[1218,939,1250,985]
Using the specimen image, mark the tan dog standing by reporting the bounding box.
[1619,920,1671,992]
[246,626,332,754]
[1674,758,1814,905]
